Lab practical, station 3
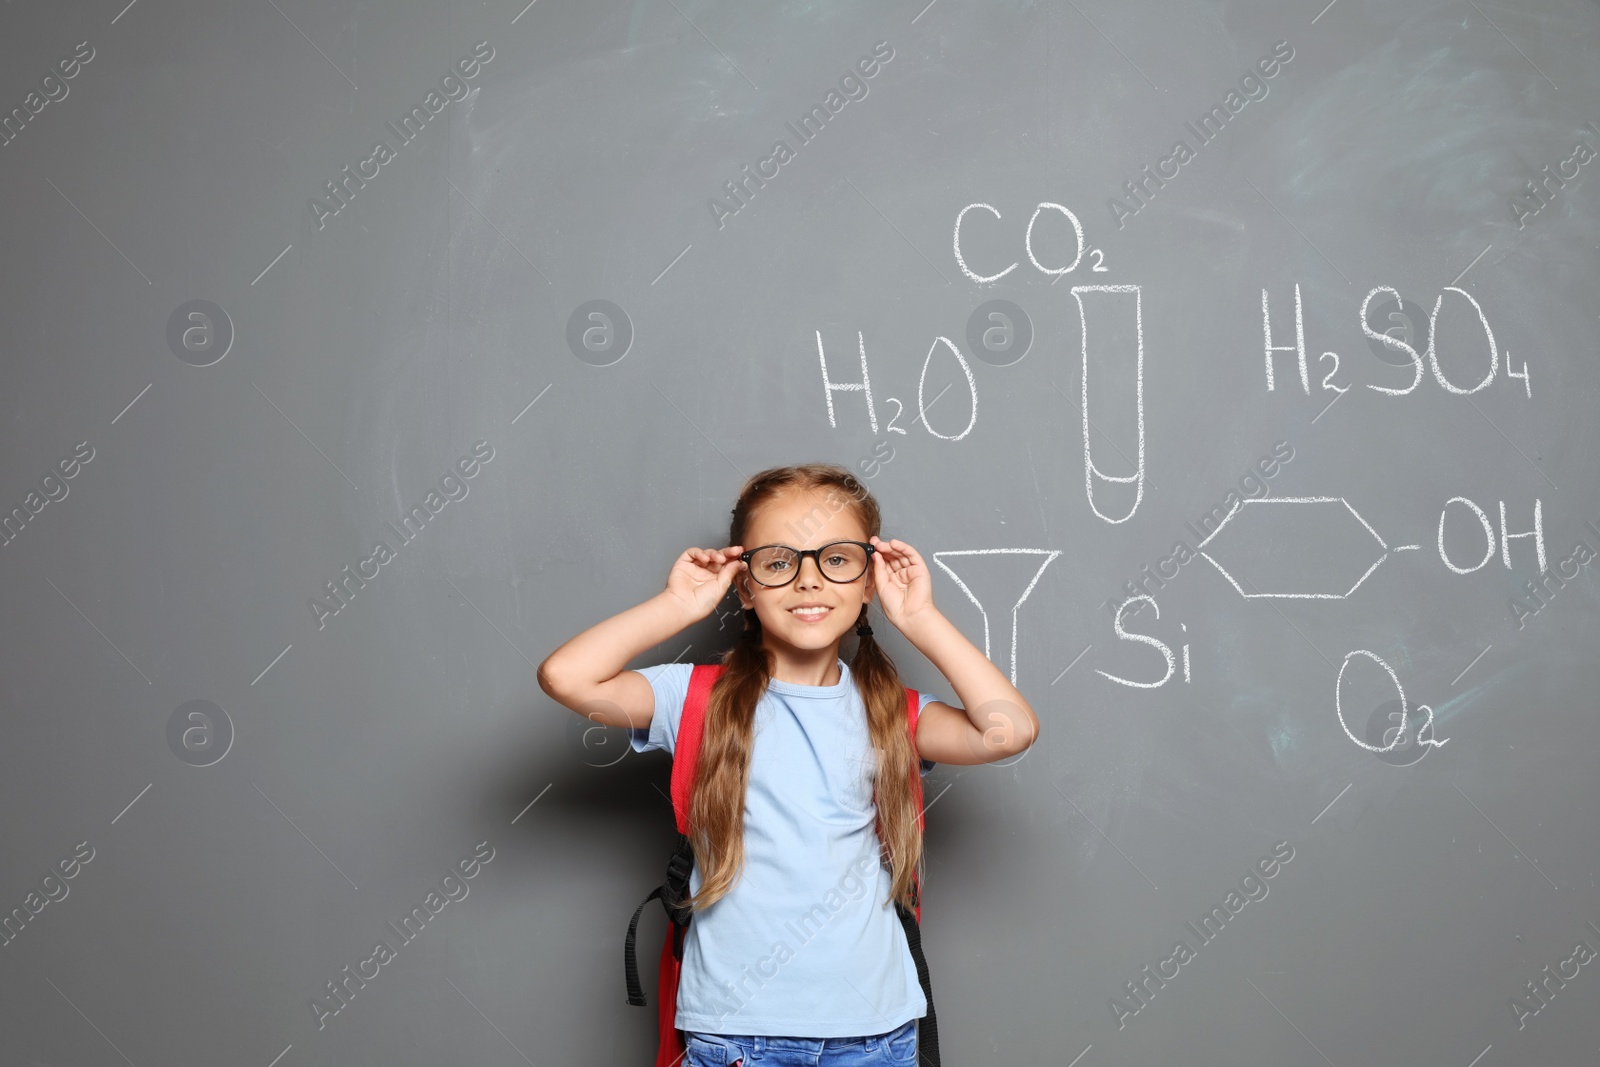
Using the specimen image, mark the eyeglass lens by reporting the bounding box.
[747,543,868,586]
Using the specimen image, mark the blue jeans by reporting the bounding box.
[682,1020,918,1066]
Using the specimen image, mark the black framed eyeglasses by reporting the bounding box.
[739,540,875,588]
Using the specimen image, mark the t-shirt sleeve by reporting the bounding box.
[628,662,694,756]
[915,691,945,777]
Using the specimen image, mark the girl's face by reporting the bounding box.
[734,487,875,652]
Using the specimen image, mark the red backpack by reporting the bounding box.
[623,663,941,1066]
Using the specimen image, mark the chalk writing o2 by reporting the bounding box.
[1334,649,1449,754]
[1089,248,1107,272]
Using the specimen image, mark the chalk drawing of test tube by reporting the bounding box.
[1072,285,1145,524]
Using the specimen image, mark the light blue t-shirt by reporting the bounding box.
[629,657,941,1037]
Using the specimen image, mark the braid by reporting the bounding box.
[850,600,926,912]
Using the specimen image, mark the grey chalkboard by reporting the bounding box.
[1,1,1598,1064]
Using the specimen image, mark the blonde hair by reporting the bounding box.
[684,463,924,913]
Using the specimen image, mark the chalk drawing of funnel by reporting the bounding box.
[931,549,1061,684]
[1073,284,1145,524]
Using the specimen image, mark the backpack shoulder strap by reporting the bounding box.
[624,663,723,1011]
[899,684,942,1065]
[904,686,925,923]
[671,664,723,835]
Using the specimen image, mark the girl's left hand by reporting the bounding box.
[868,536,937,630]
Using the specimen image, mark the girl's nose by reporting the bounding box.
[793,556,826,586]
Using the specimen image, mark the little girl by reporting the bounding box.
[538,463,1039,1066]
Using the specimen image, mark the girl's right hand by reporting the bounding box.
[665,546,745,619]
